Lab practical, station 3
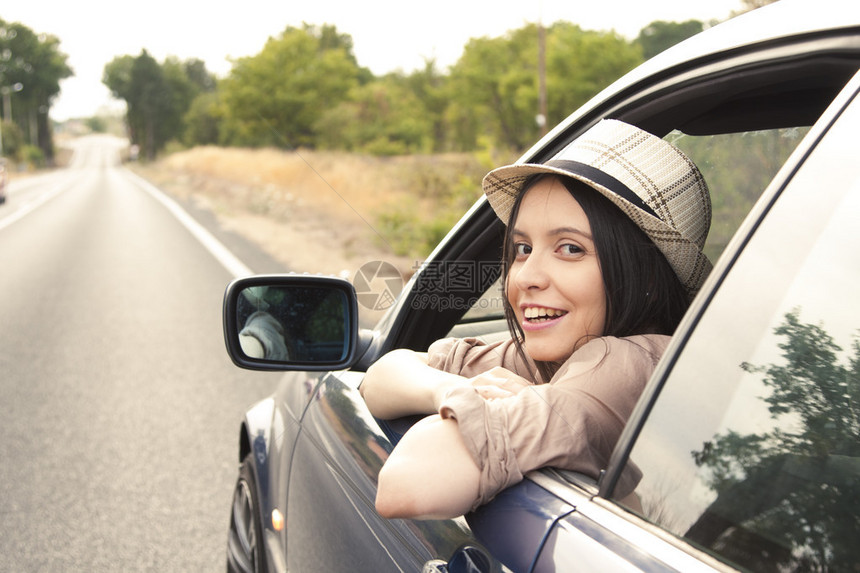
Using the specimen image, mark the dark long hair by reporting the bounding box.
[501,175,690,382]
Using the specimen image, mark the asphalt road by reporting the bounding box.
[0,135,287,572]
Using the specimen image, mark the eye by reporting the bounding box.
[558,243,584,256]
[514,243,531,257]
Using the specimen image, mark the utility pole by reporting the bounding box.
[537,20,548,136]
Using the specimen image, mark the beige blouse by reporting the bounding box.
[427,334,669,510]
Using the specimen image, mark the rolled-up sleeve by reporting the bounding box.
[436,335,668,509]
[427,337,532,378]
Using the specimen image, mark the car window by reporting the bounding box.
[667,127,810,261]
[459,276,504,321]
[612,100,860,570]
[447,276,507,341]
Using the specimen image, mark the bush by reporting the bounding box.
[86,116,108,133]
[18,145,45,169]
[0,120,24,159]
[163,140,187,156]
[371,153,489,258]
[376,198,460,258]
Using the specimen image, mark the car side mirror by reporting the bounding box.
[223,275,359,371]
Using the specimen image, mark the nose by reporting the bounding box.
[511,249,550,291]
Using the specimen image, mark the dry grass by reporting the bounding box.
[163,147,389,217]
[131,146,491,279]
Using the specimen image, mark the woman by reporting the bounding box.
[360,119,712,519]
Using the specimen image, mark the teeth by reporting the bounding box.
[524,307,566,319]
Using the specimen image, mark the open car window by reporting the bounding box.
[447,277,507,341]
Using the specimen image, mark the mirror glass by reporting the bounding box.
[235,285,349,363]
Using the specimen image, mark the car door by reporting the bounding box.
[523,68,860,572]
[286,368,508,572]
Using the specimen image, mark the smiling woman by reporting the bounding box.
[504,177,607,363]
[360,119,713,518]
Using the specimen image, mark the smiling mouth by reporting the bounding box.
[523,307,568,323]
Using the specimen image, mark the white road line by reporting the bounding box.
[123,168,253,279]
[0,179,69,232]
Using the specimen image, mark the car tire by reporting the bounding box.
[227,454,268,573]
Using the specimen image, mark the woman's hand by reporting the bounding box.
[466,367,531,401]
[361,349,468,419]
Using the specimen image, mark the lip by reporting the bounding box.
[519,305,567,332]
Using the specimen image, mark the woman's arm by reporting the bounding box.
[373,369,531,519]
[360,349,468,419]
[376,414,480,520]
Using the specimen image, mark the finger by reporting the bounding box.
[475,385,514,400]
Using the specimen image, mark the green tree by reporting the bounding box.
[446,23,641,152]
[636,20,705,60]
[102,54,135,102]
[219,23,362,148]
[104,51,214,158]
[545,23,641,127]
[689,310,860,570]
[0,19,72,162]
[446,26,540,151]
[316,73,433,155]
[160,57,199,144]
[183,90,224,146]
[182,58,216,93]
[403,60,449,152]
[128,50,169,159]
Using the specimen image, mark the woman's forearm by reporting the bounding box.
[360,349,466,419]
[376,414,480,519]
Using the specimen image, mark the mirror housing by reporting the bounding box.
[223,275,360,371]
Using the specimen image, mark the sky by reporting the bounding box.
[2,0,743,121]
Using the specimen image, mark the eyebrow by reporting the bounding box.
[511,226,593,240]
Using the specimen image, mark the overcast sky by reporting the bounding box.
[3,0,742,121]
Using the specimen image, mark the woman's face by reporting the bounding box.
[506,176,607,363]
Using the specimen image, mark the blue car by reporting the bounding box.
[224,1,860,571]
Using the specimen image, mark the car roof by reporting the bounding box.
[523,0,860,159]
[625,0,860,84]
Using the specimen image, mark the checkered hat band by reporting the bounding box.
[546,159,660,221]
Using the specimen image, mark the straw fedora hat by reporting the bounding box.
[483,119,713,297]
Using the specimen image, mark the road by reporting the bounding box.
[0,135,287,571]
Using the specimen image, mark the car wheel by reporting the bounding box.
[227,454,268,573]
